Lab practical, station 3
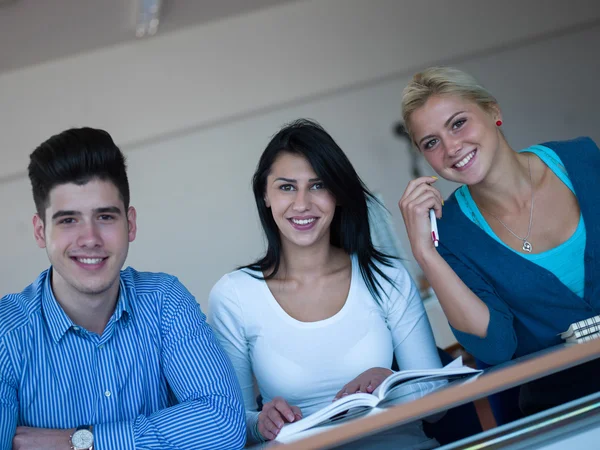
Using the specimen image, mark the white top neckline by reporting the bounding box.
[253,254,358,329]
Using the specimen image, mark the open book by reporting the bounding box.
[560,315,600,343]
[275,358,481,443]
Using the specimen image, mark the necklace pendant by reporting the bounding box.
[522,240,532,252]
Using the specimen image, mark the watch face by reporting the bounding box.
[72,429,94,448]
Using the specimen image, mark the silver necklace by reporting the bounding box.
[480,156,534,253]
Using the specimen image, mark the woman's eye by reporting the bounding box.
[453,118,466,129]
[423,139,438,151]
[279,184,295,191]
[311,182,324,190]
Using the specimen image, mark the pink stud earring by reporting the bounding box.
[496,120,503,127]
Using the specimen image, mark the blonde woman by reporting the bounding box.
[398,67,599,415]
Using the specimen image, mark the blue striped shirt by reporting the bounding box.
[0,267,245,450]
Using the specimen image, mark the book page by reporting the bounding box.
[379,376,449,405]
[276,392,379,440]
[373,357,477,400]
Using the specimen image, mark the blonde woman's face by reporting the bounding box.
[409,94,502,185]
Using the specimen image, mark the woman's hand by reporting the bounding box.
[333,367,393,400]
[258,396,302,441]
[398,176,444,260]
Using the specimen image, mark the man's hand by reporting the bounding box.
[13,426,75,450]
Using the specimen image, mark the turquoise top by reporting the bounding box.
[455,145,585,297]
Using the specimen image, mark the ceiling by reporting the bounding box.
[0,0,298,74]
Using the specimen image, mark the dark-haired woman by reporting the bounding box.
[209,119,442,447]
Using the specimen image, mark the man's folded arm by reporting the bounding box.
[94,393,244,450]
[103,278,246,450]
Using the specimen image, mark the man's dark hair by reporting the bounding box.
[28,127,130,221]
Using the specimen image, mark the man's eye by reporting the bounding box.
[58,218,75,225]
[98,215,115,221]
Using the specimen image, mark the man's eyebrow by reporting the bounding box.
[94,206,122,215]
[51,210,81,220]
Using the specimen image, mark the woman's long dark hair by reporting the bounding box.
[241,119,397,303]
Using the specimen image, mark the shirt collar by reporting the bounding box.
[41,267,131,343]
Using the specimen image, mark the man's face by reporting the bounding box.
[33,178,136,303]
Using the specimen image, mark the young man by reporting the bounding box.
[0,128,245,450]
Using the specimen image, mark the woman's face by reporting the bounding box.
[409,94,502,185]
[264,152,337,250]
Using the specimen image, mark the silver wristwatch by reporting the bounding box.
[71,425,94,450]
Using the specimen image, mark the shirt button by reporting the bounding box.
[104,390,111,397]
[98,345,104,350]
[73,326,79,331]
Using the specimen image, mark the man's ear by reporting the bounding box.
[127,206,137,243]
[33,214,47,249]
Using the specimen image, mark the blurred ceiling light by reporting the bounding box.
[136,0,162,37]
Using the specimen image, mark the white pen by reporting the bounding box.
[429,209,439,247]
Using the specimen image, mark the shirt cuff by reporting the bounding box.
[94,420,135,450]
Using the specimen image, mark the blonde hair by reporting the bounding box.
[402,67,498,144]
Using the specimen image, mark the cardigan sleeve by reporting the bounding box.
[438,244,518,365]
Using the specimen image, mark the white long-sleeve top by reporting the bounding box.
[208,255,442,446]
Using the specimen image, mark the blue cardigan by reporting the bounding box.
[437,137,600,365]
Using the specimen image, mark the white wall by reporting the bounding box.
[1,0,598,179]
[1,0,599,311]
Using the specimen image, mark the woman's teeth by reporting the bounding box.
[455,151,475,168]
